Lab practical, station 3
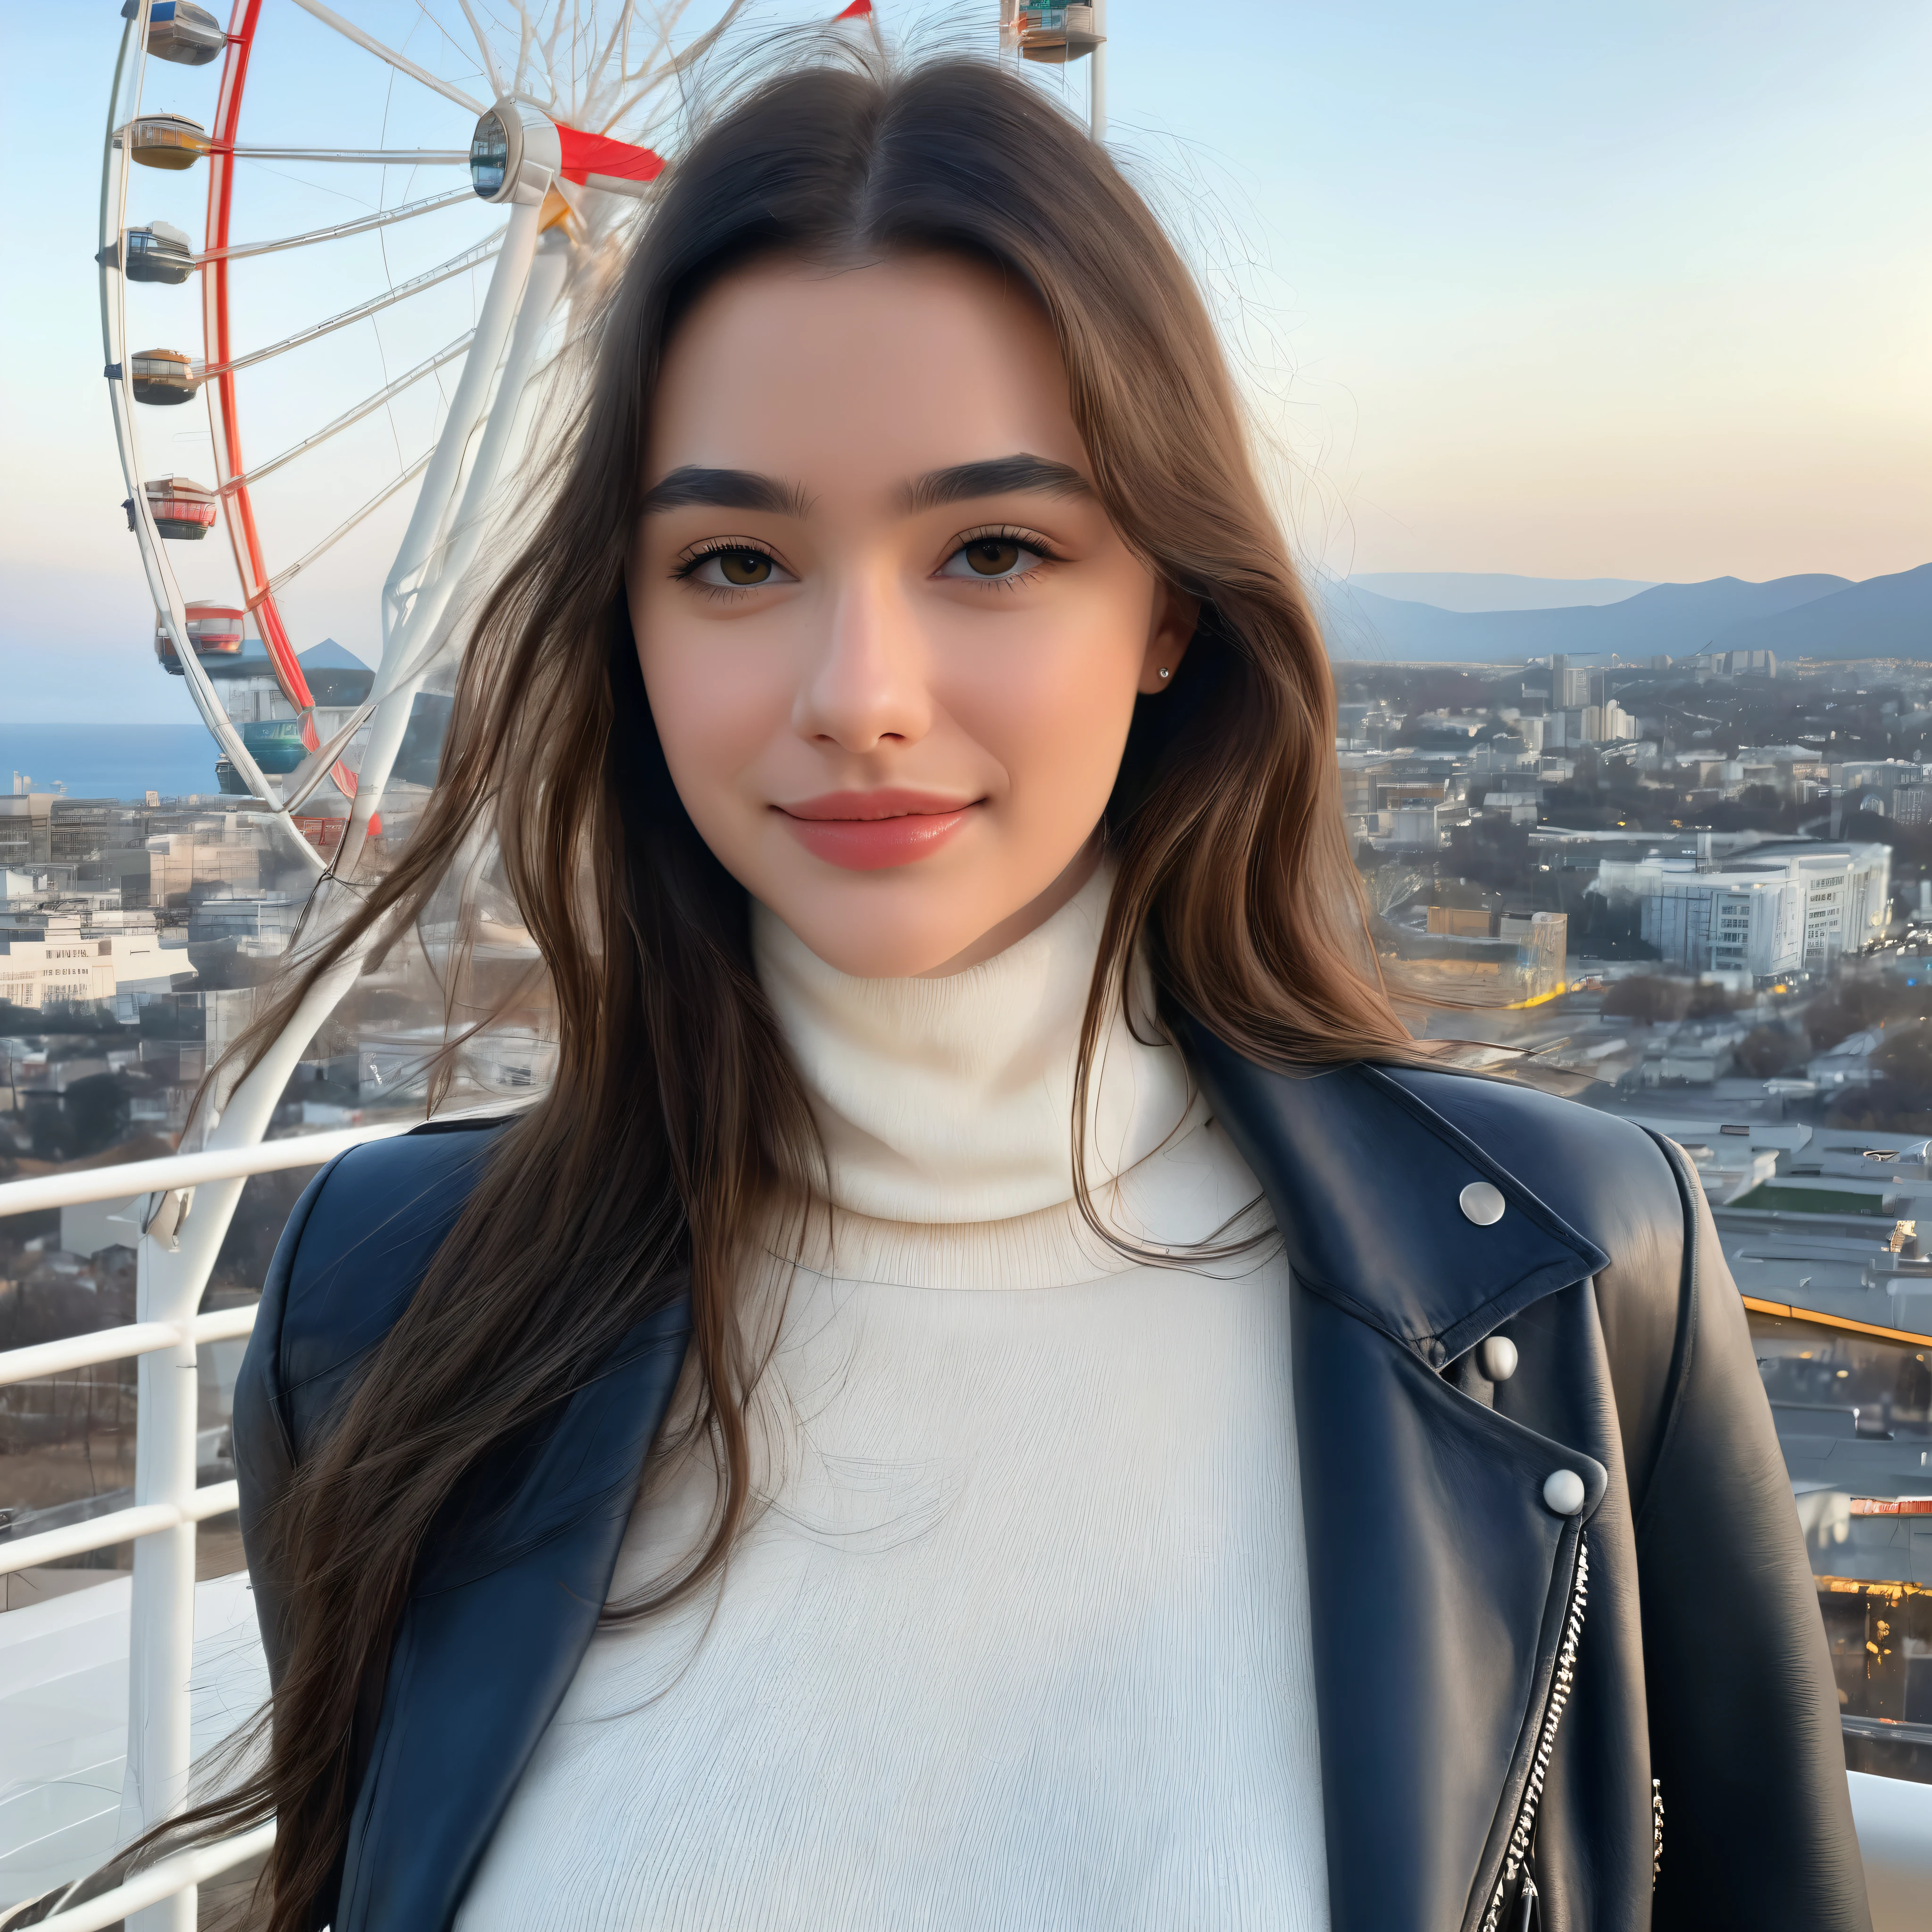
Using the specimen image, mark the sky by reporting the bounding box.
[2,0,1927,725]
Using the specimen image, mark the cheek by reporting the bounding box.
[945,580,1149,809]
[633,596,787,829]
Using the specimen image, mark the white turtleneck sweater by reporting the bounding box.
[456,869,1329,1932]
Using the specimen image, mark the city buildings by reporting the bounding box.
[1593,841,1891,983]
[1544,699,1636,748]
[0,912,178,1016]
[1682,649,1779,679]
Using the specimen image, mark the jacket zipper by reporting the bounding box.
[1480,1531,1590,1932]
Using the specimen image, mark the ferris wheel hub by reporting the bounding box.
[471,101,666,206]
[470,102,564,207]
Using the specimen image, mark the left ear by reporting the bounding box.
[1137,580,1200,695]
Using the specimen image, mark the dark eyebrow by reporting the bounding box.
[901,454,1094,514]
[639,466,812,518]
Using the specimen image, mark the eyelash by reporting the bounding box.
[670,526,1066,596]
[948,524,1063,587]
[672,537,782,598]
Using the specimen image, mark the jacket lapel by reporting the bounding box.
[1189,1031,1611,1932]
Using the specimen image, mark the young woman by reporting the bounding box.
[115,52,1869,1932]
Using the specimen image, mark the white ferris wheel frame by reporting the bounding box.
[94,8,705,1919]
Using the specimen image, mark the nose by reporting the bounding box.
[791,563,932,754]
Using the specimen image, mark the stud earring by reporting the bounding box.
[1157,666,1171,679]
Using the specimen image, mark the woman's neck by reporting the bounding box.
[752,861,1193,1225]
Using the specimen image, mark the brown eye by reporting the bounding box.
[940,534,1048,582]
[717,549,772,585]
[964,539,1022,576]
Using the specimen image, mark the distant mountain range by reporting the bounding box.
[1349,572,1657,612]
[1322,561,1932,665]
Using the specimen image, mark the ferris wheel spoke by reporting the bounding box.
[535,4,572,83]
[202,233,503,379]
[278,700,383,815]
[221,145,469,164]
[261,449,435,601]
[232,332,475,489]
[667,0,751,76]
[196,187,475,265]
[285,0,487,116]
[598,0,747,131]
[589,1,643,100]
[453,0,507,100]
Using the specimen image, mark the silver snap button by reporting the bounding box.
[1459,1181,1506,1226]
[1543,1469,1586,1516]
[1479,1335,1518,1382]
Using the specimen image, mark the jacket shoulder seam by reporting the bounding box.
[260,1148,358,1468]
[1631,1129,1701,1542]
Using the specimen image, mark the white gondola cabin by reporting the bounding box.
[120,220,196,285]
[130,348,200,406]
[1017,3,1103,62]
[141,0,226,67]
[125,112,210,171]
[153,601,245,672]
[142,476,218,539]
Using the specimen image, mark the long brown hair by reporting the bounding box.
[169,49,1411,1929]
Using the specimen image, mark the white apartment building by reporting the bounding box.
[1592,841,1891,982]
[0,913,179,1014]
[1543,700,1635,749]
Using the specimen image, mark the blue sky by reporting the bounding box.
[2,0,1927,724]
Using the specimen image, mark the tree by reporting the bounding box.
[1867,1023,1932,1096]
[1804,981,1932,1050]
[1601,974,1695,1024]
[1686,982,1746,1020]
[27,1073,132,1164]
[1444,820,1532,894]
[1568,895,1659,961]
[1735,1024,1807,1078]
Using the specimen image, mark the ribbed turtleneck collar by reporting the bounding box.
[751,865,1195,1225]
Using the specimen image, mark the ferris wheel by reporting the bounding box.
[99,0,754,883]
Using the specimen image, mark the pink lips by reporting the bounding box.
[774,789,980,871]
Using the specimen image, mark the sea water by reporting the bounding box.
[0,725,225,803]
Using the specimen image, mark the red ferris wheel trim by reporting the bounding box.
[204,0,375,829]
[555,125,665,186]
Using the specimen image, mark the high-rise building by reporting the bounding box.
[1548,654,1591,708]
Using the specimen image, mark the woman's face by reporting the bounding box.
[630,252,1194,978]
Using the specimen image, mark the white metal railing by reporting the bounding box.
[0,1120,415,1221]
[0,1305,258,1581]
[19,1821,276,1932]
[0,1120,407,1925]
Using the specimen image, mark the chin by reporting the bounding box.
[760,877,990,978]
[779,915,969,980]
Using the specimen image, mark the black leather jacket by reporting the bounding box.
[229,1036,1869,1932]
